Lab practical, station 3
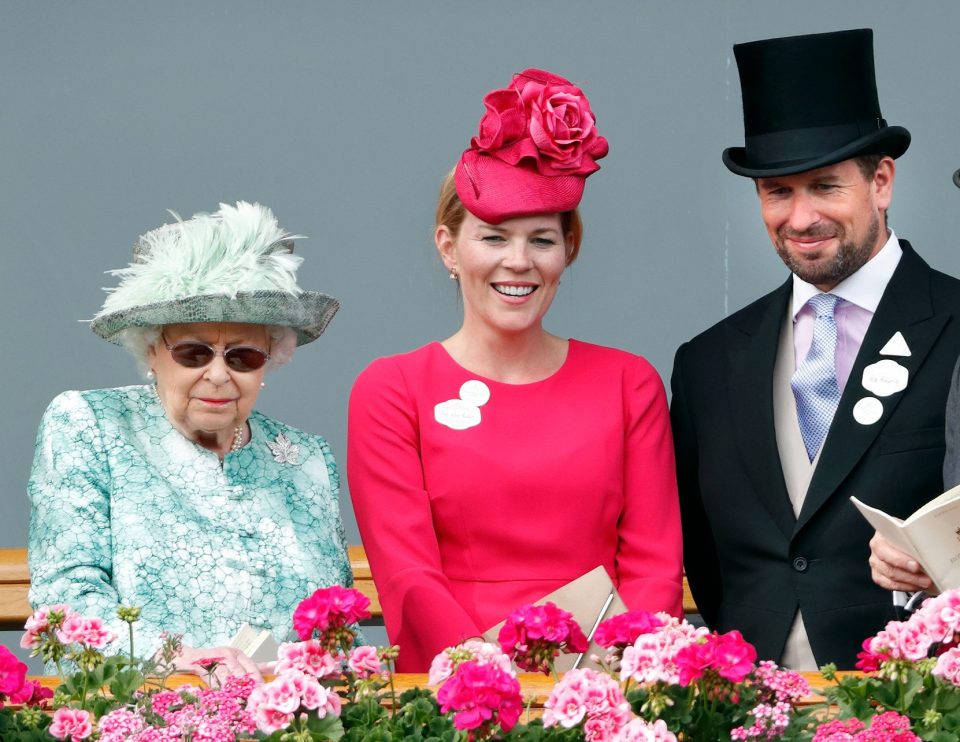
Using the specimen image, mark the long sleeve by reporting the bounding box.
[670,343,723,627]
[617,357,684,617]
[347,358,482,671]
[27,392,166,654]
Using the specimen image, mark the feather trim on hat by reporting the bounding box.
[95,201,305,318]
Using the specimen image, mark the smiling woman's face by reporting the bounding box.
[437,211,571,338]
[148,322,269,448]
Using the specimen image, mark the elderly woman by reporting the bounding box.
[28,202,349,678]
[348,70,683,671]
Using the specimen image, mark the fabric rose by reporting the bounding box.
[498,601,588,674]
[470,69,608,178]
[437,659,523,734]
[49,707,94,740]
[473,88,527,152]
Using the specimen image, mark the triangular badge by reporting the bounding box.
[879,331,911,357]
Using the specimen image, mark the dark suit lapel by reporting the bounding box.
[728,279,798,539]
[797,242,948,531]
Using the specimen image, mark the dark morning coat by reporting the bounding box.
[670,241,960,668]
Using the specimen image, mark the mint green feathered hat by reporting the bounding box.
[91,201,339,346]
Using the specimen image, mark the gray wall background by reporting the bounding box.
[2,2,959,663]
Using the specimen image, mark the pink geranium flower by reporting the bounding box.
[49,707,93,740]
[0,645,27,705]
[437,660,523,734]
[97,708,144,738]
[21,604,74,649]
[348,645,382,678]
[8,678,53,707]
[276,640,340,678]
[933,646,960,686]
[675,630,756,686]
[594,611,666,650]
[613,718,678,741]
[428,640,515,686]
[620,615,707,685]
[812,711,918,741]
[498,602,588,674]
[292,586,371,650]
[56,614,116,649]
[543,668,632,740]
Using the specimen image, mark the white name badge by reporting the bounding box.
[459,380,491,407]
[853,396,884,425]
[434,399,482,430]
[861,359,909,398]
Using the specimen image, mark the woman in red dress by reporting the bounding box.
[348,69,683,671]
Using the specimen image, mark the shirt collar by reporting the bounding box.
[791,229,902,318]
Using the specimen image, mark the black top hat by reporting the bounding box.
[723,29,910,177]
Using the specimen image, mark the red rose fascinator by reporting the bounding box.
[454,69,609,224]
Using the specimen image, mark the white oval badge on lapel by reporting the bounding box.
[434,399,482,430]
[853,396,884,425]
[459,380,491,407]
[861,359,909,398]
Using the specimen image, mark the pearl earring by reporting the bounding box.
[260,381,266,388]
[146,370,155,380]
[449,270,459,281]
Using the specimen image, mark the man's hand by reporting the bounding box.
[869,532,933,592]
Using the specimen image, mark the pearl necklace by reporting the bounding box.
[230,425,244,453]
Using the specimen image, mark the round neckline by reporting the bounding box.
[431,339,577,388]
[142,383,256,460]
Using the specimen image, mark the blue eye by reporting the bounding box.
[532,237,557,247]
[481,234,506,243]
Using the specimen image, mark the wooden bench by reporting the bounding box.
[1,546,696,632]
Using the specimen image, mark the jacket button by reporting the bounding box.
[792,557,808,572]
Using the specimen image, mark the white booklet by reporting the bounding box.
[229,623,279,664]
[851,483,960,593]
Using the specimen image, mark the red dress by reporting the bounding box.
[347,340,682,671]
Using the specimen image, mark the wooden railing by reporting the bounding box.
[0,546,697,631]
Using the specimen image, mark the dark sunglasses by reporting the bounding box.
[163,335,271,372]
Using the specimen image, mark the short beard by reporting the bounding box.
[774,211,881,287]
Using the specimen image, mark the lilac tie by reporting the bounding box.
[791,293,842,461]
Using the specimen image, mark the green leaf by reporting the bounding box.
[108,668,145,701]
[304,712,345,740]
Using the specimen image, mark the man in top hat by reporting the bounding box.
[670,28,960,669]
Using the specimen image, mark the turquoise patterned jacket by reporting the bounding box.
[28,385,353,655]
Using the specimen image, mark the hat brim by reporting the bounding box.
[90,291,340,346]
[722,126,911,177]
